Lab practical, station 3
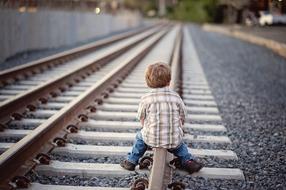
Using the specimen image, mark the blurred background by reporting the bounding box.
[0,0,286,69]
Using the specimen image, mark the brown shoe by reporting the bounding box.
[184,160,203,174]
[120,160,136,171]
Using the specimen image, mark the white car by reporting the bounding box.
[259,11,286,26]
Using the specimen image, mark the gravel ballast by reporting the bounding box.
[19,24,285,189]
[28,171,148,188]
[185,24,286,190]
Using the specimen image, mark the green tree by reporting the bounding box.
[167,0,218,23]
[124,0,157,16]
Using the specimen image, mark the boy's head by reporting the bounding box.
[145,62,171,88]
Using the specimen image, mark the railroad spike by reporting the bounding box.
[167,182,186,190]
[78,114,88,122]
[59,86,67,92]
[52,137,66,147]
[9,176,31,189]
[94,98,103,105]
[101,92,109,99]
[26,104,36,112]
[131,178,149,190]
[86,105,97,112]
[67,82,73,88]
[74,78,81,83]
[38,97,48,104]
[24,71,33,77]
[86,70,92,76]
[50,91,58,98]
[106,87,114,93]
[66,125,79,133]
[34,153,51,165]
[47,63,55,68]
[91,67,97,72]
[112,83,118,88]
[10,113,23,120]
[31,70,37,74]
[16,74,26,80]
[117,78,123,84]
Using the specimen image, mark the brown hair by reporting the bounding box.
[145,62,171,88]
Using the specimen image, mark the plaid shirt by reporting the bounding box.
[137,86,187,148]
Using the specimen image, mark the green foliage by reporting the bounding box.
[124,0,156,15]
[167,0,218,23]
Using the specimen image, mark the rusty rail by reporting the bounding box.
[148,25,182,190]
[0,26,164,124]
[0,29,169,190]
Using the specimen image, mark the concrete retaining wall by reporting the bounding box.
[0,9,143,63]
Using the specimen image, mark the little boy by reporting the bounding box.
[120,62,203,174]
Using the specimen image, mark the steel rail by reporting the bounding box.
[0,26,164,123]
[0,29,169,190]
[0,24,158,85]
[148,25,182,190]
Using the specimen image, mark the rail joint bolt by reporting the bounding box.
[86,105,97,113]
[34,153,51,165]
[11,113,23,120]
[131,178,149,190]
[139,156,153,170]
[168,182,186,190]
[78,114,88,122]
[9,176,31,189]
[94,99,103,105]
[66,125,78,133]
[52,137,66,147]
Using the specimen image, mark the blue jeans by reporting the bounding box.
[127,131,194,165]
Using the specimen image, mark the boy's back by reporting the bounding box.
[138,86,187,148]
[120,62,203,174]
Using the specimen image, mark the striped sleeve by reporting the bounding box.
[137,101,146,121]
[179,98,187,121]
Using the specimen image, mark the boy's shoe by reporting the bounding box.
[184,160,203,174]
[120,160,136,171]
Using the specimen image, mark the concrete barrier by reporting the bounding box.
[0,9,144,63]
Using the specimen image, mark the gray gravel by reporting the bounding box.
[0,137,21,143]
[7,124,36,130]
[27,170,148,188]
[184,24,286,190]
[51,152,153,164]
[173,174,246,190]
[69,139,134,146]
[83,127,138,133]
[7,24,286,189]
[50,154,125,164]
[188,120,222,125]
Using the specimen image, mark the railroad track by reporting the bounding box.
[0,24,244,190]
[0,24,161,122]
